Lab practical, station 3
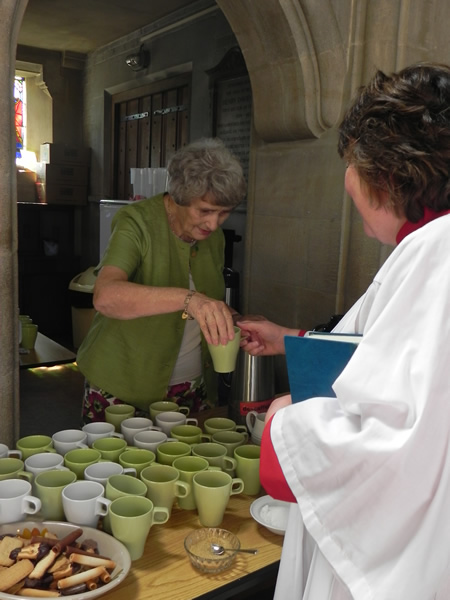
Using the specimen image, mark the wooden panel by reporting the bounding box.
[151,93,163,166]
[112,75,191,198]
[117,103,128,199]
[162,88,178,167]
[177,85,190,149]
[125,98,139,198]
[138,95,151,167]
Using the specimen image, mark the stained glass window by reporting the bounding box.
[14,76,26,159]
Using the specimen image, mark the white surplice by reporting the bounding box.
[271,215,450,600]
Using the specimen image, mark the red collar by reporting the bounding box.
[396,207,450,244]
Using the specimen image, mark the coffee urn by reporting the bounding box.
[228,349,275,426]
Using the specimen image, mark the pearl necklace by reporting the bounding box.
[165,196,196,244]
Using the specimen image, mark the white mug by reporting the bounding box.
[62,480,111,528]
[82,422,124,447]
[84,461,136,487]
[52,429,88,455]
[155,411,198,437]
[120,417,161,446]
[0,479,41,524]
[245,411,266,442]
[0,443,21,459]
[24,452,68,476]
[133,430,176,452]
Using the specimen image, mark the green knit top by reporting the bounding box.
[76,194,225,411]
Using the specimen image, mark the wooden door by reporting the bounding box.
[112,74,190,199]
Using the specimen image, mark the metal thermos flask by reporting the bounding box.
[228,349,275,426]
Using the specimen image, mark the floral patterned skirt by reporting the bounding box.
[82,376,207,424]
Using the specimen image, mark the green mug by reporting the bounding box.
[0,458,33,482]
[21,323,38,350]
[191,442,237,473]
[103,473,148,534]
[193,470,244,527]
[234,444,261,495]
[92,437,128,462]
[109,496,169,561]
[104,404,135,432]
[149,401,190,421]
[34,469,77,520]
[16,435,55,460]
[156,441,191,466]
[140,464,190,517]
[207,326,241,373]
[172,456,218,511]
[203,417,248,436]
[64,448,101,479]
[118,449,156,476]
[211,430,249,457]
[170,425,211,446]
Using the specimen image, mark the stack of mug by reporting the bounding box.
[0,400,263,560]
[19,314,39,351]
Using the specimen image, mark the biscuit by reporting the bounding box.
[0,536,24,567]
[0,558,34,592]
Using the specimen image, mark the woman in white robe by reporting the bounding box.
[238,63,450,600]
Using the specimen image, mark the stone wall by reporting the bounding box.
[217,0,450,389]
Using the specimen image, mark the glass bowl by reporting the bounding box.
[184,528,240,573]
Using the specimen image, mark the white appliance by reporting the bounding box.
[99,199,133,261]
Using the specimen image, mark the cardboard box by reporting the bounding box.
[36,182,87,206]
[40,143,90,165]
[36,162,89,186]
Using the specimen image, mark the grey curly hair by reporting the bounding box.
[167,138,247,207]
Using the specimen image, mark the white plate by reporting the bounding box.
[0,520,131,600]
[250,495,290,535]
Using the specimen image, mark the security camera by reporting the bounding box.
[125,45,150,71]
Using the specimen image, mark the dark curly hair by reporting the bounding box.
[338,63,450,221]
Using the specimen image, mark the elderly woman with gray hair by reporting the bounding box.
[77,138,246,423]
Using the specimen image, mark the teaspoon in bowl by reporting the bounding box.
[211,543,258,555]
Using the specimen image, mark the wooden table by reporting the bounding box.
[19,332,76,369]
[106,406,282,600]
[106,492,282,600]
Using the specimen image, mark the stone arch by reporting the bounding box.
[0,0,28,446]
[216,0,347,141]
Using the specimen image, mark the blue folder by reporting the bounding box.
[284,333,361,403]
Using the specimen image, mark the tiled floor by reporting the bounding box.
[19,361,85,437]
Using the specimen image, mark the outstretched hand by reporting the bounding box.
[237,318,296,356]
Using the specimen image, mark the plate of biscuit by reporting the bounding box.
[0,520,131,600]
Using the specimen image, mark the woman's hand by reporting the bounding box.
[237,318,300,356]
[187,293,236,346]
